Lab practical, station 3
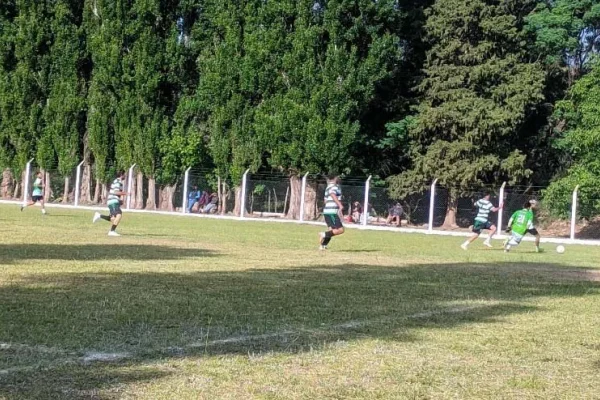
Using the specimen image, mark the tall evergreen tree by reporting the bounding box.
[387,0,547,227]
[253,0,404,218]
[84,0,128,202]
[45,0,85,202]
[0,0,17,195]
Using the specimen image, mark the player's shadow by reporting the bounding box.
[1,262,598,398]
[0,244,216,263]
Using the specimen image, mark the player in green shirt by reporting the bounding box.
[503,200,541,253]
[20,171,46,214]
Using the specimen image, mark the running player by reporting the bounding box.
[92,171,127,236]
[319,175,345,250]
[503,200,541,253]
[21,171,46,214]
[461,192,502,250]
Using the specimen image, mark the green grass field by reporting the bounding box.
[1,204,600,399]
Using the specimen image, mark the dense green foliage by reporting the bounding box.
[0,0,599,217]
[544,60,600,219]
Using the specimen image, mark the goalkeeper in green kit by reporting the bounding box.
[503,200,541,253]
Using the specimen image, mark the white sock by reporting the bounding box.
[505,245,511,250]
[462,241,469,247]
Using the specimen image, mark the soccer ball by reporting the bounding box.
[556,245,565,254]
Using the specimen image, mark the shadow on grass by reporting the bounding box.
[0,244,216,263]
[0,262,598,398]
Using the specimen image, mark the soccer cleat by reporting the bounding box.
[319,245,328,251]
[535,247,542,253]
[483,241,493,248]
[461,243,468,251]
[42,209,46,215]
[93,212,101,223]
[108,231,121,237]
[319,232,326,245]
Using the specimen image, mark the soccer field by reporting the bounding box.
[1,205,599,399]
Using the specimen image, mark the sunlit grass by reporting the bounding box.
[1,204,599,399]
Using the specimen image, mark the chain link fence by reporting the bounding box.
[2,161,599,241]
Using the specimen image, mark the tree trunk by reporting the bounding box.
[93,179,101,204]
[286,175,301,219]
[146,177,157,210]
[62,176,70,203]
[81,163,91,203]
[20,169,27,201]
[217,176,223,214]
[80,130,92,203]
[43,170,52,202]
[101,182,108,204]
[233,186,246,217]
[135,171,144,209]
[158,183,177,211]
[126,171,135,209]
[442,193,458,229]
[13,181,21,200]
[303,181,318,220]
[1,168,13,199]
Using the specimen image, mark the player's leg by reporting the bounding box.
[320,215,344,249]
[528,229,541,252]
[21,196,38,211]
[462,222,481,250]
[107,204,123,236]
[483,223,497,247]
[39,198,46,214]
[504,232,523,252]
[93,206,112,223]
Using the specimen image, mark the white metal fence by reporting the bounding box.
[2,159,598,244]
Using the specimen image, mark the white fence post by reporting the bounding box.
[428,179,438,233]
[299,172,309,222]
[22,158,34,206]
[74,160,84,207]
[362,175,372,226]
[497,181,507,231]
[240,169,250,219]
[182,167,191,213]
[570,185,580,241]
[126,164,136,210]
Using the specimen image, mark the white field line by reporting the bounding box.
[187,302,497,349]
[1,199,599,246]
[0,302,502,376]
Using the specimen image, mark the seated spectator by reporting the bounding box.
[351,201,363,223]
[201,193,218,214]
[188,185,202,213]
[386,202,404,227]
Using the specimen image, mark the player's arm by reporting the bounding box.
[492,202,503,212]
[505,214,514,233]
[330,192,344,212]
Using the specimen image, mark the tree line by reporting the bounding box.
[1,0,599,221]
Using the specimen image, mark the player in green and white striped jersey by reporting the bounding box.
[21,171,46,214]
[319,175,345,250]
[461,192,502,250]
[92,171,128,236]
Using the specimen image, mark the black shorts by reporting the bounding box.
[32,195,43,203]
[472,220,493,234]
[527,228,539,236]
[108,203,122,217]
[324,214,343,230]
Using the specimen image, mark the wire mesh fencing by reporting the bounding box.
[245,173,291,218]
[5,159,599,241]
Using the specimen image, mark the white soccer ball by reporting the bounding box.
[556,245,565,254]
